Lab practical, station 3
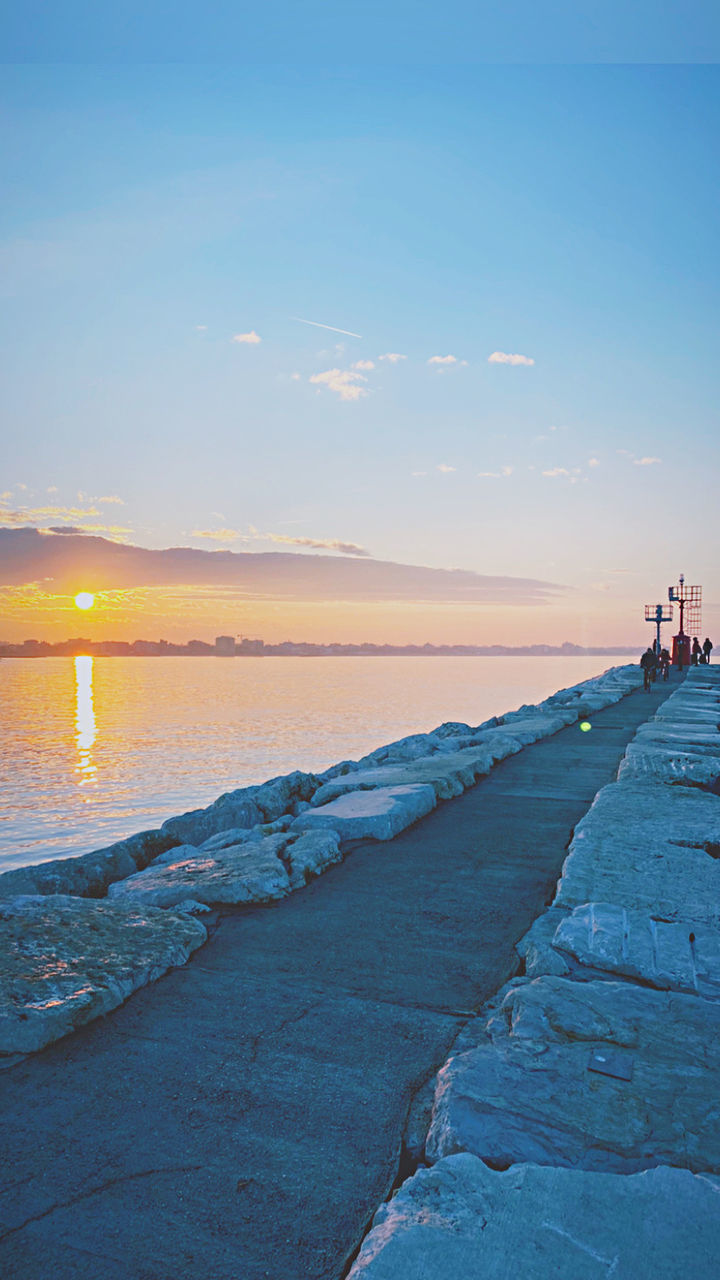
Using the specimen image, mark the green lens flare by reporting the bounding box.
[580,721,592,732]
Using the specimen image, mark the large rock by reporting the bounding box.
[160,770,320,845]
[107,830,344,907]
[426,974,720,1173]
[292,784,436,841]
[0,828,178,900]
[108,837,291,908]
[310,747,499,807]
[552,902,720,997]
[0,895,206,1056]
[160,795,264,846]
[556,780,720,921]
[283,830,343,889]
[618,748,720,787]
[348,1154,720,1279]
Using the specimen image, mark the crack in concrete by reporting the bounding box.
[0,1164,203,1243]
[247,997,327,1064]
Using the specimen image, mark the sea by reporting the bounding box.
[0,654,637,872]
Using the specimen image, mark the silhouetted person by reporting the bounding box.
[659,647,670,681]
[703,637,714,665]
[640,646,656,691]
[692,637,702,666]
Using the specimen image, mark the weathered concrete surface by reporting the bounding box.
[0,895,206,1055]
[0,676,673,1280]
[293,783,437,841]
[426,974,720,1174]
[348,1154,720,1279]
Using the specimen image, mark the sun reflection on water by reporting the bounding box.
[74,655,97,784]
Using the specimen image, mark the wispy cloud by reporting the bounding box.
[309,368,368,401]
[379,353,406,363]
[618,450,663,467]
[542,467,571,478]
[352,359,375,371]
[263,533,370,556]
[292,317,363,339]
[195,324,207,331]
[428,355,458,365]
[478,466,513,478]
[191,527,372,557]
[488,351,535,366]
[588,458,600,467]
[232,330,262,344]
[97,494,125,505]
[0,498,133,538]
[437,463,456,473]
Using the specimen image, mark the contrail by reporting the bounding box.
[292,317,363,339]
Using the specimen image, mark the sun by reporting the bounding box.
[74,593,95,610]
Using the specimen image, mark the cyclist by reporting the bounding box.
[640,646,657,691]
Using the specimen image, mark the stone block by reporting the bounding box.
[426,974,720,1173]
[348,1154,720,1279]
[292,784,437,841]
[553,902,720,997]
[0,895,206,1056]
[108,836,291,908]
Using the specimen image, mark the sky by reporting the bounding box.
[1,49,718,646]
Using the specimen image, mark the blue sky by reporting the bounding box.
[1,62,718,644]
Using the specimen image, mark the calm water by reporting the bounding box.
[0,655,636,870]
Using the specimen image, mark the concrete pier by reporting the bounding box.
[0,676,680,1279]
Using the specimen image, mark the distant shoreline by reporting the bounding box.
[1,645,639,659]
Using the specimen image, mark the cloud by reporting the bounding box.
[542,467,571,478]
[309,368,368,402]
[231,330,262,344]
[478,465,513,478]
[191,528,244,542]
[428,355,457,365]
[0,499,133,538]
[437,464,456,473]
[97,494,125,505]
[379,353,406,363]
[191,527,372,557]
[262,534,371,556]
[588,458,600,467]
[0,529,568,606]
[352,359,375,371]
[633,456,662,466]
[488,352,535,366]
[195,324,207,331]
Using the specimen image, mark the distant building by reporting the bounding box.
[215,635,236,656]
[237,637,264,655]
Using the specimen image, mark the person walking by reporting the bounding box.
[703,637,714,665]
[640,646,656,691]
[659,647,671,681]
[692,637,702,666]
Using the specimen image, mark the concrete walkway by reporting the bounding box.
[0,675,680,1280]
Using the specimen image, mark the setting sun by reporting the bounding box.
[74,592,95,610]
